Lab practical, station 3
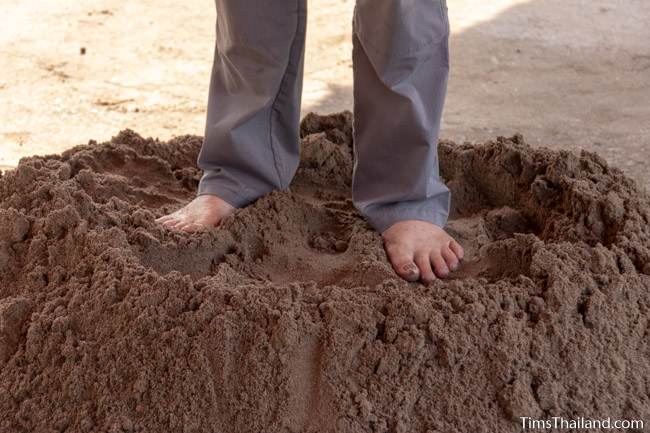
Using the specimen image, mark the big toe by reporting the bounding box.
[387,248,420,282]
[397,261,420,282]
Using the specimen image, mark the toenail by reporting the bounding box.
[402,263,419,275]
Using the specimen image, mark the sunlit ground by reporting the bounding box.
[2,0,649,191]
[0,0,539,168]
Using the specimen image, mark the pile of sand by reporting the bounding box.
[1,112,649,432]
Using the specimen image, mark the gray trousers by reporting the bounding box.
[198,0,451,232]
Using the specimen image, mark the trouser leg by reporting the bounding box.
[197,0,307,207]
[352,0,451,232]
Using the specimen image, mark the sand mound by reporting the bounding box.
[1,112,649,432]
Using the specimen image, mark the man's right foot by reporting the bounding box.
[155,194,235,233]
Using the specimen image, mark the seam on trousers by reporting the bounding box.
[354,0,450,69]
[353,31,443,109]
[268,0,301,190]
[441,0,450,35]
[355,28,448,70]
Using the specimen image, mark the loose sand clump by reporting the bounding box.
[1,112,649,432]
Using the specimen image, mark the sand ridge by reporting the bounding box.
[0,112,649,432]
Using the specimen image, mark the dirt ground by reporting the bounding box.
[2,113,649,432]
[1,0,650,190]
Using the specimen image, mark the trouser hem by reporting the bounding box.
[197,179,259,209]
[360,202,450,233]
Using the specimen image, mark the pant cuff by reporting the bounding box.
[359,200,450,233]
[197,176,258,209]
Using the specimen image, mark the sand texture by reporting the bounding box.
[1,112,649,432]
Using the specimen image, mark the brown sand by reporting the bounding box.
[1,112,649,432]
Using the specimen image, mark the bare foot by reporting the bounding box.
[155,195,235,233]
[382,220,464,283]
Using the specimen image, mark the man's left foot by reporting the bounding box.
[382,220,464,283]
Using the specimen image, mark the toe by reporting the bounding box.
[165,219,186,230]
[161,218,180,228]
[397,261,420,282]
[430,251,450,278]
[386,246,420,282]
[155,214,175,223]
[414,253,436,284]
[181,222,206,233]
[441,245,460,272]
[449,239,464,261]
[174,222,190,231]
